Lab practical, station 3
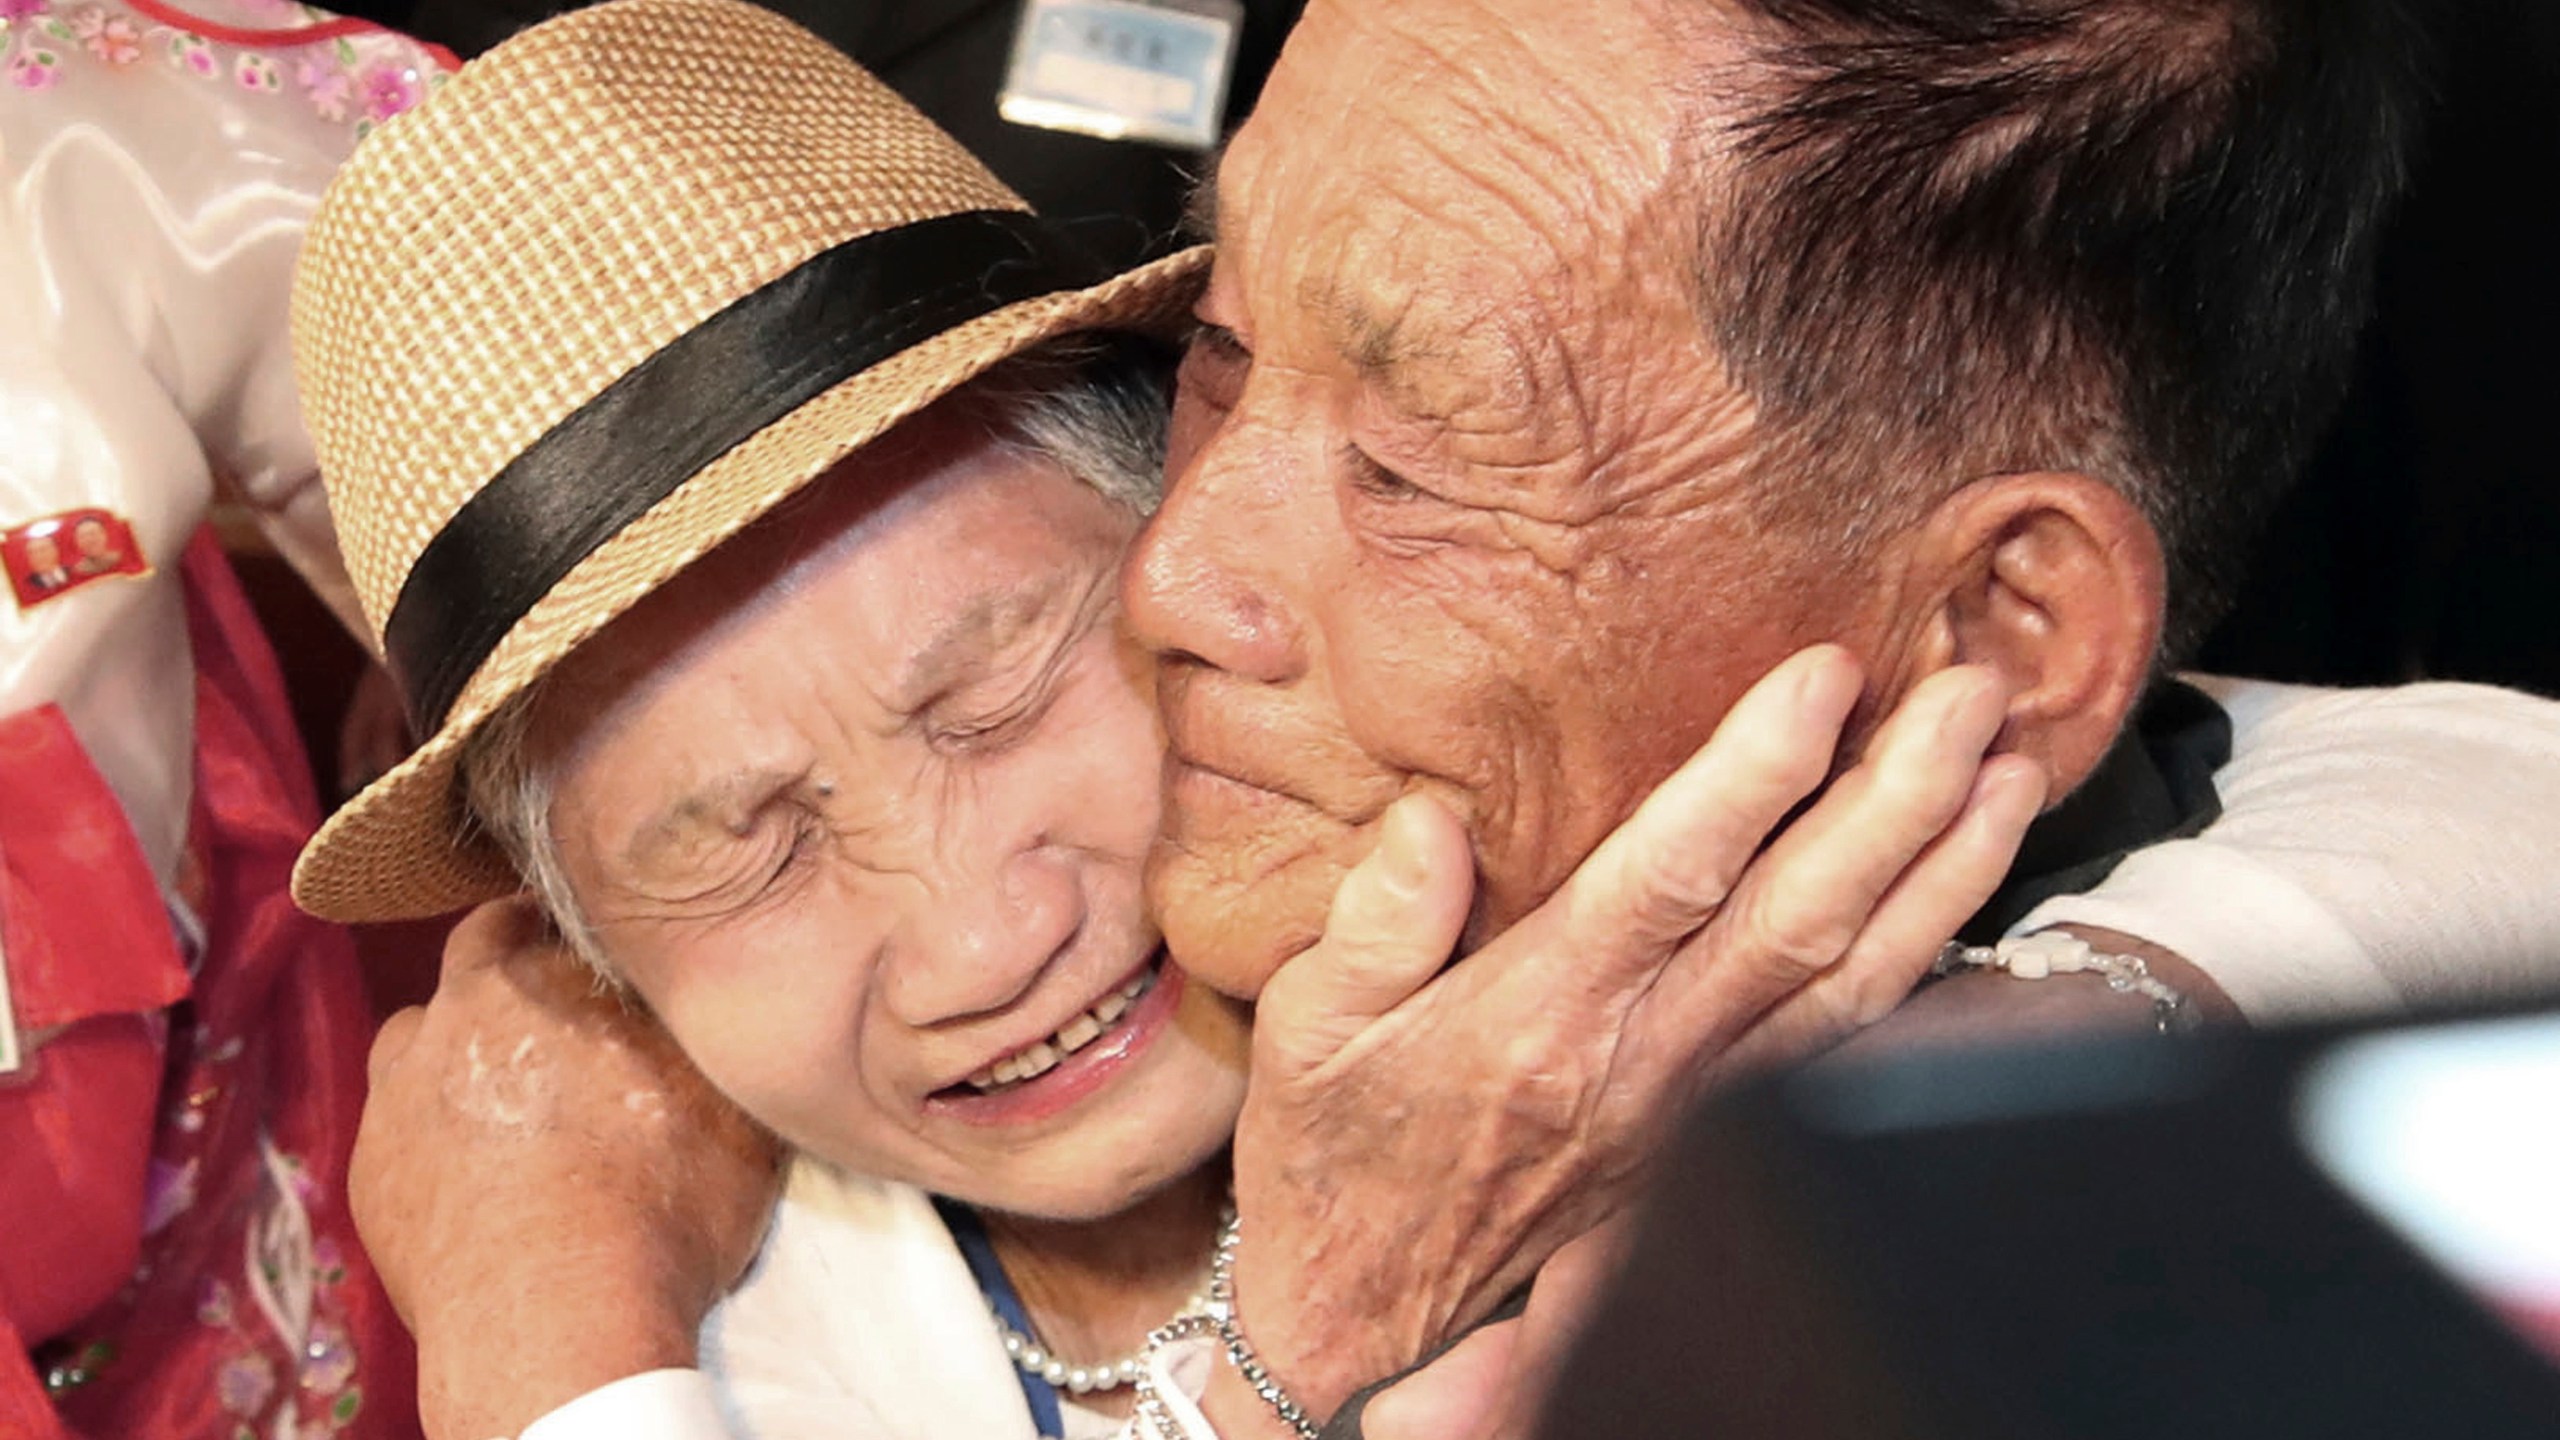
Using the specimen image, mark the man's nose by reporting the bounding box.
[1121,426,1306,685]
[878,847,1088,1028]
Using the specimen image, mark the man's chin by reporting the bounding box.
[1146,840,1343,1001]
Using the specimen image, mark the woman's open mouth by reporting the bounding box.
[927,954,1184,1125]
[963,963,1160,1093]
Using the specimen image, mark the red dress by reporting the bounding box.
[2,1,451,1433]
[1,535,418,1440]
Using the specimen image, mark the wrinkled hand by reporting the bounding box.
[1358,1220,1633,1440]
[352,898,781,1440]
[1216,648,2048,1420]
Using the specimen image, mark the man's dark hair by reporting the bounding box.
[1696,0,2429,658]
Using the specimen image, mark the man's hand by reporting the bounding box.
[1213,647,2049,1420]
[1356,1221,1634,1440]
[352,899,781,1440]
[1339,928,2237,1440]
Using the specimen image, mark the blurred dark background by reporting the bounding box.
[2191,0,2560,695]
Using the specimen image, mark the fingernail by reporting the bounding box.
[1795,645,1856,718]
[1974,663,2018,708]
[1950,665,2011,738]
[1789,650,1826,712]
[1979,756,2050,825]
[1377,797,1434,898]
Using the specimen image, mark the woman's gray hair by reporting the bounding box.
[456,334,1176,978]
[458,678,616,975]
[976,331,1172,516]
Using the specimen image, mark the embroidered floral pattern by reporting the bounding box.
[215,1350,276,1417]
[51,1010,383,1435]
[299,1315,358,1395]
[141,1156,200,1234]
[158,1138,377,1436]
[353,54,411,118]
[295,49,348,118]
[71,6,140,64]
[197,1276,237,1328]
[166,28,214,75]
[5,42,60,85]
[2,0,443,134]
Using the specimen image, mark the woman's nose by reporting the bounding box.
[876,847,1087,1028]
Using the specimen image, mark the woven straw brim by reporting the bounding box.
[291,244,1206,923]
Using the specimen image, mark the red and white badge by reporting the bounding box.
[3,508,151,613]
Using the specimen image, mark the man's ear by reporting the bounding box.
[1889,473,2165,797]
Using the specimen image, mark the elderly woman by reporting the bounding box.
[289,4,2560,1440]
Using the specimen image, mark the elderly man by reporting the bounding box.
[1117,0,2560,1427]
[356,0,2560,1437]
[1090,0,2560,1428]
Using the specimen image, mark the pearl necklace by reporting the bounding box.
[991,1286,1209,1395]
[988,1202,1233,1398]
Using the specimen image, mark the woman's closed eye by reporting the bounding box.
[605,801,824,924]
[759,805,828,889]
[921,669,1053,756]
[690,801,831,906]
[919,609,1097,757]
[924,685,1051,754]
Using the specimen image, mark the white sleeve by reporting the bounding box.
[2018,675,2560,1024]
[519,1370,735,1440]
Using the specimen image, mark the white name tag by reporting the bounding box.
[1000,0,1244,152]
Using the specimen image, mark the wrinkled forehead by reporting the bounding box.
[1216,0,1708,377]
[1200,0,1765,508]
[1245,1,1690,191]
[1271,6,1701,201]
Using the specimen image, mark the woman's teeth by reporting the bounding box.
[965,970,1156,1093]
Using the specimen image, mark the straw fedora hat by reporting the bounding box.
[290,0,1207,922]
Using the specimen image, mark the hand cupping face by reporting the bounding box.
[1208,650,2045,1420]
